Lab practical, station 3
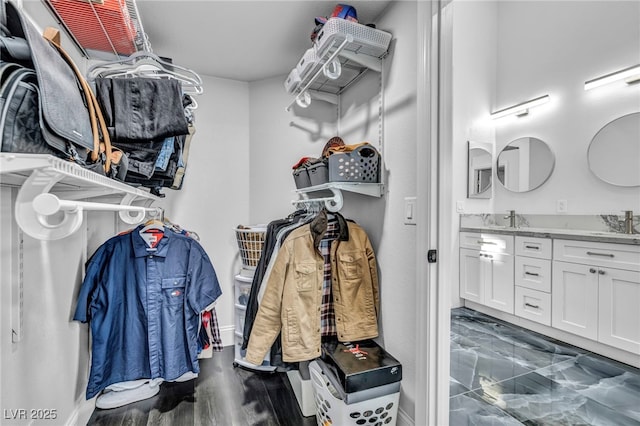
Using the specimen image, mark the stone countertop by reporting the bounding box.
[459,226,640,246]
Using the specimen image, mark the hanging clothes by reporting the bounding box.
[241,211,309,351]
[74,224,222,399]
[319,220,340,336]
[245,210,379,365]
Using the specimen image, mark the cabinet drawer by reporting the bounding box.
[515,236,552,259]
[515,286,551,326]
[515,256,551,292]
[460,232,514,254]
[553,239,640,272]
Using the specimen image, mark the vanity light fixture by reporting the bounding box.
[584,64,640,90]
[490,95,550,120]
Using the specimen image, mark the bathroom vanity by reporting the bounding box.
[459,222,640,366]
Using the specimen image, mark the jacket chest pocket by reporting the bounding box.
[338,252,364,280]
[162,276,186,305]
[295,262,318,292]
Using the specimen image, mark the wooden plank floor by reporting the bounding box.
[88,347,317,426]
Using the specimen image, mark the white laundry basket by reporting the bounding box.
[310,361,400,426]
[234,225,267,270]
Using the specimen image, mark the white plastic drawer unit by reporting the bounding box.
[460,232,514,254]
[515,236,552,259]
[515,286,551,326]
[553,239,640,271]
[515,256,551,292]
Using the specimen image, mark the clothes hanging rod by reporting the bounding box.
[32,193,162,217]
[286,35,354,112]
[291,187,344,212]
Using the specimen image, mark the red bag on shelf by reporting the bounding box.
[48,0,137,55]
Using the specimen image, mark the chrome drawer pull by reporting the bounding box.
[524,302,540,309]
[524,272,540,276]
[525,245,540,250]
[586,251,615,258]
[589,268,597,274]
[477,240,497,245]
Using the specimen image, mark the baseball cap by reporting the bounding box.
[315,4,358,25]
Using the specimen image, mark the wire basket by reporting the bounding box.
[235,226,267,269]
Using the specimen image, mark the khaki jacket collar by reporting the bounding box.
[309,209,349,249]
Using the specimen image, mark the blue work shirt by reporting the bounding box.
[74,226,222,399]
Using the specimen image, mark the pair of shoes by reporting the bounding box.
[96,380,161,409]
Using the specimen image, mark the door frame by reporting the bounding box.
[414,1,451,425]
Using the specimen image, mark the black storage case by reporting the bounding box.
[321,340,402,393]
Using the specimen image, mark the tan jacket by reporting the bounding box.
[245,213,379,364]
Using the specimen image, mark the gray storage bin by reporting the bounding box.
[328,144,380,183]
[293,167,311,189]
[307,162,329,186]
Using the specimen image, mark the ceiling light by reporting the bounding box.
[490,95,550,120]
[584,64,640,90]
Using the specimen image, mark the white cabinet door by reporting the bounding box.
[460,248,482,303]
[552,261,598,340]
[484,251,514,314]
[598,267,640,353]
[460,245,514,313]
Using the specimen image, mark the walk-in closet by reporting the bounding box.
[1,1,638,425]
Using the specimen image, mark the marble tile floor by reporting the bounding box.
[450,307,640,425]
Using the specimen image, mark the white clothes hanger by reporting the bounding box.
[87,51,204,95]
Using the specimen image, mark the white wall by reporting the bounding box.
[0,189,86,426]
[248,76,338,224]
[344,2,418,420]
[247,2,418,421]
[493,0,640,214]
[452,0,640,216]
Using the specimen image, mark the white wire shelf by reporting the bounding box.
[0,153,159,240]
[296,182,384,197]
[286,19,392,110]
[292,182,384,212]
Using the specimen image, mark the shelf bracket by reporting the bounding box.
[308,90,339,105]
[338,50,383,72]
[14,168,159,240]
[292,187,344,212]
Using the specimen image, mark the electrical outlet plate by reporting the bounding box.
[557,199,568,213]
[456,201,464,213]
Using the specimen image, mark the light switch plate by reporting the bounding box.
[404,197,417,225]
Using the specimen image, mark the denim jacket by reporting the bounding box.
[245,211,379,364]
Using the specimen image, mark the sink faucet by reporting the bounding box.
[504,210,516,228]
[624,210,635,234]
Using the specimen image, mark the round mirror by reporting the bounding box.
[587,112,640,187]
[467,141,492,199]
[497,137,554,192]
